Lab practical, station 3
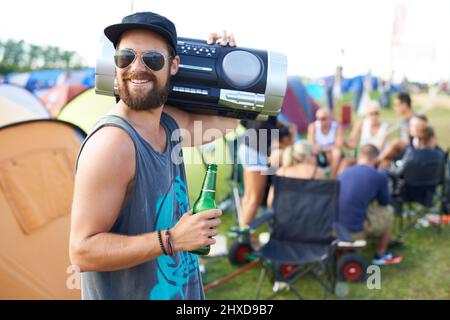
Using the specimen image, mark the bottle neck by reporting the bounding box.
[200,169,217,200]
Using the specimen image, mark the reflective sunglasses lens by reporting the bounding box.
[142,51,165,71]
[114,50,135,68]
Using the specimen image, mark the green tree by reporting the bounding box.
[0,39,88,75]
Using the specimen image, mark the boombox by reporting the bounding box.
[95,35,288,120]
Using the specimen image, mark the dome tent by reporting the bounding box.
[280,77,320,134]
[0,97,39,127]
[0,83,50,118]
[0,119,85,299]
[56,88,116,134]
[41,84,88,117]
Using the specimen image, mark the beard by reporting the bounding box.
[118,68,171,111]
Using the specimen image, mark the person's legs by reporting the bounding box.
[378,139,406,169]
[337,157,356,176]
[327,146,343,178]
[365,206,402,264]
[241,169,268,227]
[375,225,392,256]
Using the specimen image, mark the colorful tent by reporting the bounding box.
[65,68,95,88]
[280,77,320,134]
[0,84,50,118]
[57,88,116,134]
[0,97,40,127]
[6,68,95,97]
[41,84,88,117]
[0,119,85,299]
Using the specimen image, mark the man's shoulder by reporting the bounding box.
[341,164,378,178]
[78,126,135,173]
[85,125,134,152]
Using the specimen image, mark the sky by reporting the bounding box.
[1,0,449,83]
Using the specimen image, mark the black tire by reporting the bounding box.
[337,253,367,283]
[228,241,253,265]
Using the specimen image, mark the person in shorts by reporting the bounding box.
[338,144,403,265]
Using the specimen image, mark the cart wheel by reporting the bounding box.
[270,263,298,281]
[228,241,252,265]
[337,253,367,283]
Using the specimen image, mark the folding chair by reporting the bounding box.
[392,150,447,240]
[253,176,339,299]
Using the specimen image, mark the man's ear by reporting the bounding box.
[170,55,180,76]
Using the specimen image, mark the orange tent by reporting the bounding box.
[41,84,88,117]
[0,119,85,299]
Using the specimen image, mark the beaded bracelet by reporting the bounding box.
[157,230,168,255]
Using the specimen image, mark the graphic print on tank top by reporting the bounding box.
[149,175,200,299]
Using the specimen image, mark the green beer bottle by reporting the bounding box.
[190,164,218,255]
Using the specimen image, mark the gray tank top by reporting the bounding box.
[76,113,204,300]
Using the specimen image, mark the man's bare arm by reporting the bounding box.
[163,105,239,147]
[69,127,161,272]
[334,125,344,149]
[347,120,363,149]
[307,122,322,153]
[69,127,221,272]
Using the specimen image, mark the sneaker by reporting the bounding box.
[372,252,403,265]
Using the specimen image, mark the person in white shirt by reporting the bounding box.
[348,101,389,152]
[307,107,344,178]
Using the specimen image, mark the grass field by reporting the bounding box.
[201,98,450,300]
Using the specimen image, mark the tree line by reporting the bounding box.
[0,39,87,75]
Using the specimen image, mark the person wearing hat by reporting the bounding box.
[69,12,238,300]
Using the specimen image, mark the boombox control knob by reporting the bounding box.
[222,51,262,88]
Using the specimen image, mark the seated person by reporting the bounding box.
[389,126,445,207]
[378,93,415,169]
[267,141,324,208]
[339,101,389,174]
[307,107,344,178]
[379,113,429,169]
[347,101,389,152]
[338,144,402,265]
[391,125,444,177]
[268,123,297,170]
[408,114,436,149]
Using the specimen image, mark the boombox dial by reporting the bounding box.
[222,51,263,88]
[95,36,287,120]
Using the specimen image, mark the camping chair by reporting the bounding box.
[253,176,339,299]
[392,150,447,240]
[441,150,450,226]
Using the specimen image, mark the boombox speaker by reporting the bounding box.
[95,35,288,120]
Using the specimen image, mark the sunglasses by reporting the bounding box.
[114,49,172,71]
[317,117,329,121]
[369,111,380,116]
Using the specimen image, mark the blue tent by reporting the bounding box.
[25,70,65,92]
[65,68,95,88]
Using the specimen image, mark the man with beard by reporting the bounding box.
[69,12,239,299]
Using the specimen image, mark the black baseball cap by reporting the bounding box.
[104,11,177,54]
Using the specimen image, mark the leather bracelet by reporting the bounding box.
[165,229,174,256]
[157,230,167,255]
